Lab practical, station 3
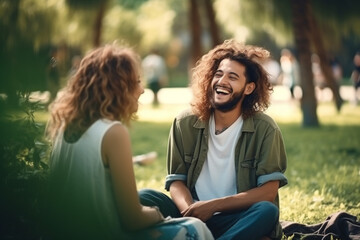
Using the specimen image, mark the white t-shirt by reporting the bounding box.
[195,115,243,201]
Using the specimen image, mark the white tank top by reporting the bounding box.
[195,115,243,201]
[49,119,127,239]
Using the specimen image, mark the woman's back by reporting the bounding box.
[48,119,127,240]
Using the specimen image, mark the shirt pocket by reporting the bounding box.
[239,158,257,188]
[240,158,256,168]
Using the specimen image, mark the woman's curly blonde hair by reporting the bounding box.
[191,39,273,121]
[46,44,141,141]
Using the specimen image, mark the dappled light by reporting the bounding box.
[1,0,360,239]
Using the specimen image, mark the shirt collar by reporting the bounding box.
[242,115,255,132]
[192,113,254,132]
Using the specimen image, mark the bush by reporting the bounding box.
[0,92,50,240]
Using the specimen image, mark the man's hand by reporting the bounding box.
[181,200,217,222]
[179,181,280,223]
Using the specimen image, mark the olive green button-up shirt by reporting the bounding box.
[165,108,288,239]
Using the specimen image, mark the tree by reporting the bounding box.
[203,0,221,47]
[307,4,343,111]
[188,0,222,68]
[290,0,344,126]
[0,0,60,105]
[291,0,319,127]
[188,0,203,67]
[66,0,109,47]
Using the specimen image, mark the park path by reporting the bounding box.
[135,85,358,123]
[139,85,357,105]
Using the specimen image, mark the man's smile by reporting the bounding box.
[214,85,232,95]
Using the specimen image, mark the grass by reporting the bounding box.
[35,99,360,225]
[129,101,360,225]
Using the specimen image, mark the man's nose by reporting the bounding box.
[217,75,227,84]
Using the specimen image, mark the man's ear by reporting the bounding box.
[244,82,255,95]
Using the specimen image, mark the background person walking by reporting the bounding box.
[142,49,168,106]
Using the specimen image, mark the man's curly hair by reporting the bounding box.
[190,39,273,121]
[46,44,141,141]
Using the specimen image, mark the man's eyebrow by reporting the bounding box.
[229,72,240,78]
[215,69,241,78]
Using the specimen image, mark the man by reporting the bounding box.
[140,39,288,240]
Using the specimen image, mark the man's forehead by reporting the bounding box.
[217,59,245,73]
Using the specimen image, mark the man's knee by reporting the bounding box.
[138,188,181,217]
[138,188,163,206]
[254,201,279,222]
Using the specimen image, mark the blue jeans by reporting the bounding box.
[139,189,279,240]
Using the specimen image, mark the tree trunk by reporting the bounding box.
[189,0,203,68]
[291,0,319,127]
[307,3,343,111]
[93,0,106,47]
[203,0,221,47]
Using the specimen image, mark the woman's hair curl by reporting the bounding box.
[46,44,140,141]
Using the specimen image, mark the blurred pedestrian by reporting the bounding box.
[262,57,281,85]
[280,49,299,98]
[142,49,168,106]
[351,51,360,104]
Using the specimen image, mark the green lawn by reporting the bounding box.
[34,100,360,225]
[130,101,360,225]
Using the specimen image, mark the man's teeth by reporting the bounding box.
[216,89,230,94]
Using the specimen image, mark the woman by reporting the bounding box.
[45,44,213,240]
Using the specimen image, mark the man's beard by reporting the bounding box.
[210,87,245,112]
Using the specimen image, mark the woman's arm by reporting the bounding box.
[102,124,163,231]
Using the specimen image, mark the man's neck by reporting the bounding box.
[213,108,242,131]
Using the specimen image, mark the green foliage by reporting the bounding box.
[0,42,52,95]
[0,92,50,240]
[102,5,142,49]
[66,0,105,8]
[116,0,148,10]
[0,0,61,100]
[103,0,176,53]
[136,0,176,52]
[0,0,58,48]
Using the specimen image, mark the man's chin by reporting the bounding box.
[212,102,237,112]
[214,94,231,102]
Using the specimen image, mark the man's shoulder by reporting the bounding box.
[251,112,279,129]
[174,109,205,129]
[175,108,198,121]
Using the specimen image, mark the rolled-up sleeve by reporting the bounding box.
[256,124,288,188]
[165,174,187,191]
[165,117,188,190]
[257,172,288,187]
